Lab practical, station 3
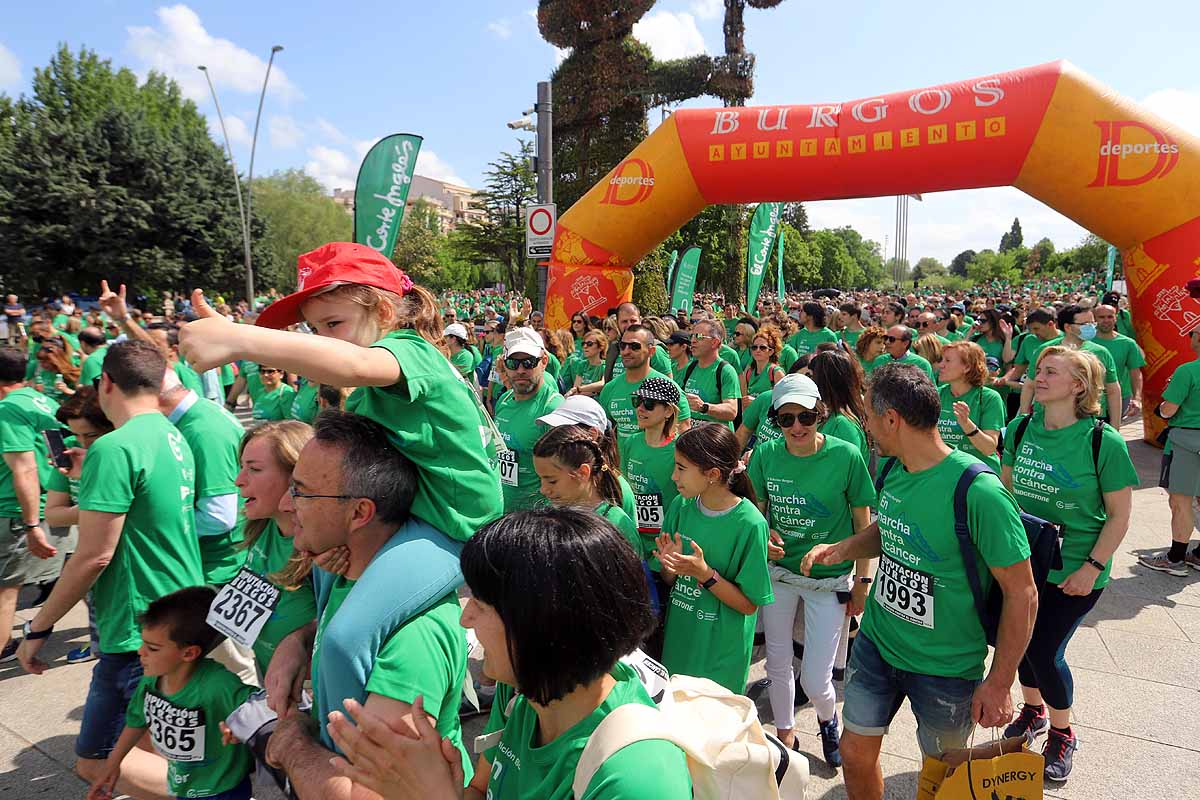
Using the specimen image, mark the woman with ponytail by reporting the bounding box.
[654,423,774,694]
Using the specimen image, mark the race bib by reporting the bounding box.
[144,693,206,762]
[635,493,664,533]
[497,450,518,487]
[873,555,934,629]
[206,568,280,649]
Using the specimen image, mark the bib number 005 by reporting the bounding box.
[873,555,934,629]
[635,494,663,532]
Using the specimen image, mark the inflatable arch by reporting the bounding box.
[545,60,1200,441]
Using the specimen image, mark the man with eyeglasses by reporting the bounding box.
[682,320,742,431]
[600,324,692,439]
[19,341,204,799]
[494,328,563,511]
[871,326,935,381]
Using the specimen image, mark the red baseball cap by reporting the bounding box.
[256,242,414,329]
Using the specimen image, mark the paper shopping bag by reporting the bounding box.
[917,735,1043,800]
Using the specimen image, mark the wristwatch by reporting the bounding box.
[701,570,719,590]
[856,576,874,585]
[700,402,710,415]
[22,619,53,640]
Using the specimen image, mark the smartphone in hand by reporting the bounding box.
[43,429,72,470]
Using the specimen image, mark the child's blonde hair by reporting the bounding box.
[316,282,446,355]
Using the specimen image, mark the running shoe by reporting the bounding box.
[66,645,95,664]
[0,639,18,663]
[1002,703,1049,742]
[1184,549,1200,572]
[1138,553,1189,576]
[818,714,842,768]
[1042,728,1077,781]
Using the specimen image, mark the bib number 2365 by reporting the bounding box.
[874,555,934,629]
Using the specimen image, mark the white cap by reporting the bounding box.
[504,327,544,358]
[771,373,821,410]
[443,322,468,341]
[537,395,611,431]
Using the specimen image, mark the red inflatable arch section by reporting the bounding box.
[545,61,1200,441]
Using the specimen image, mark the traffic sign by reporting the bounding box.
[525,203,556,259]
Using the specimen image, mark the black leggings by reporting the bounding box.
[1017,581,1103,710]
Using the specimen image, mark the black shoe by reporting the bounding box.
[1003,703,1049,743]
[1042,728,1076,781]
[818,713,842,768]
[0,639,19,663]
[792,674,809,707]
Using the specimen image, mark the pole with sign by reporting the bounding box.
[525,203,556,260]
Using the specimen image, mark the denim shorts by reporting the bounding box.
[841,633,978,757]
[75,651,143,760]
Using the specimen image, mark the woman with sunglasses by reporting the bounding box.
[735,354,812,452]
[250,365,296,422]
[740,325,786,403]
[569,311,594,355]
[748,374,875,765]
[563,330,607,397]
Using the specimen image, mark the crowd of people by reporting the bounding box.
[0,241,1196,800]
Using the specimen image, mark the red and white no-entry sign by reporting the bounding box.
[525,203,556,258]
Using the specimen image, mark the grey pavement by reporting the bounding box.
[4,418,1200,798]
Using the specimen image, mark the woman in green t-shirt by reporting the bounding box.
[809,349,871,466]
[1000,347,1137,781]
[739,325,785,403]
[1147,328,1200,574]
[853,326,886,375]
[935,341,1004,473]
[564,329,608,398]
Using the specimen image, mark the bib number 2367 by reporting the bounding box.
[207,568,280,648]
[874,555,934,629]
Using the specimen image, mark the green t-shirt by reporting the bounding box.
[870,350,935,381]
[126,659,255,797]
[346,330,502,542]
[487,661,691,799]
[251,384,296,421]
[778,343,799,371]
[495,379,562,512]
[565,358,605,391]
[739,392,783,448]
[735,345,753,372]
[937,384,1005,473]
[787,327,839,358]
[618,432,680,547]
[80,413,204,653]
[1002,415,1138,588]
[1163,359,1200,429]
[862,450,1030,680]
[748,436,875,577]
[545,351,562,380]
[78,345,108,386]
[972,335,1010,399]
[450,348,475,382]
[819,412,870,466]
[1092,334,1146,397]
[661,496,773,693]
[595,500,643,559]
[680,359,741,430]
[363,592,473,784]
[1116,308,1135,339]
[45,434,79,502]
[598,368,691,438]
[718,343,741,370]
[0,387,60,518]
[840,328,864,349]
[742,361,783,399]
[174,360,205,395]
[289,379,319,424]
[242,520,317,672]
[1016,333,1062,372]
[33,366,71,405]
[238,361,265,404]
[174,396,246,585]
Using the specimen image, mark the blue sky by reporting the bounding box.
[3,1,1198,264]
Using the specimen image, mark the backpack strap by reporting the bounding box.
[873,456,898,494]
[682,360,699,390]
[572,703,691,799]
[1092,418,1105,472]
[952,462,993,624]
[1008,414,1033,455]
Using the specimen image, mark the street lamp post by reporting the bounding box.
[245,45,284,305]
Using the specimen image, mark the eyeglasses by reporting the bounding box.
[572,318,584,325]
[689,333,714,342]
[750,344,771,351]
[504,356,539,370]
[776,410,820,428]
[882,335,900,343]
[917,321,932,328]
[618,341,643,351]
[632,395,668,411]
[288,481,353,502]
[92,376,102,390]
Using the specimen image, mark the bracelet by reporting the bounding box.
[1085,556,1106,571]
[21,522,41,530]
[701,570,719,590]
[23,619,53,640]
[964,427,981,437]
[856,576,873,585]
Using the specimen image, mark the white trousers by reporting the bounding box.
[761,576,844,728]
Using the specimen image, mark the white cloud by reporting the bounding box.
[487,19,513,39]
[0,43,21,93]
[416,149,466,186]
[691,0,723,20]
[315,117,349,144]
[633,11,707,61]
[206,112,251,149]
[304,145,358,193]
[1141,88,1200,139]
[268,114,303,149]
[126,4,299,104]
[554,46,571,66]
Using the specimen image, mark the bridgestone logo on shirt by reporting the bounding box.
[145,694,205,762]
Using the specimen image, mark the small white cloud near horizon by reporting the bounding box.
[633,11,707,61]
[1141,88,1200,139]
[126,4,300,104]
[691,0,723,20]
[268,114,303,149]
[315,118,349,144]
[0,43,21,93]
[303,140,468,193]
[487,19,513,39]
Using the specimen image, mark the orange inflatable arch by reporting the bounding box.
[545,60,1200,440]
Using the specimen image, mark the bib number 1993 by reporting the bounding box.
[874,555,934,629]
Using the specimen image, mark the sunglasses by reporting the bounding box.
[632,395,668,411]
[917,321,933,328]
[504,356,539,370]
[882,335,901,343]
[583,340,600,348]
[259,368,282,374]
[776,410,820,428]
[618,341,643,351]
[750,344,771,351]
[689,333,714,342]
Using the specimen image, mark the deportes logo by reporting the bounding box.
[1089,120,1179,187]
[600,158,655,205]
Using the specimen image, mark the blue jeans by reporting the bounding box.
[841,633,978,757]
[75,651,143,760]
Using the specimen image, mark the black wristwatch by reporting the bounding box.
[965,427,981,437]
[701,571,719,590]
[1084,556,1105,571]
[23,620,53,640]
[700,402,710,415]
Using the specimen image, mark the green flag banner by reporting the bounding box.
[665,249,679,293]
[670,246,701,316]
[1105,244,1118,291]
[353,133,424,257]
[745,202,783,311]
[776,231,786,302]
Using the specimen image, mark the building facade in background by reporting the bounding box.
[331,175,486,231]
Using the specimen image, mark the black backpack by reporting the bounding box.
[682,359,741,428]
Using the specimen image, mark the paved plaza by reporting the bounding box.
[2,418,1198,799]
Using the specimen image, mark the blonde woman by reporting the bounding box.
[936,341,1005,472]
[913,332,944,372]
[1000,347,1138,781]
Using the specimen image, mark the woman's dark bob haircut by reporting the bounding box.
[461,506,654,705]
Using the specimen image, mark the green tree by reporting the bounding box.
[912,257,946,280]
[828,227,886,287]
[884,257,911,286]
[950,249,977,277]
[390,198,444,288]
[968,249,1021,283]
[810,230,859,288]
[779,224,820,288]
[252,169,351,292]
[998,217,1023,253]
[457,141,536,293]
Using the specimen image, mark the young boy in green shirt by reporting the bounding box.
[89,586,255,800]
